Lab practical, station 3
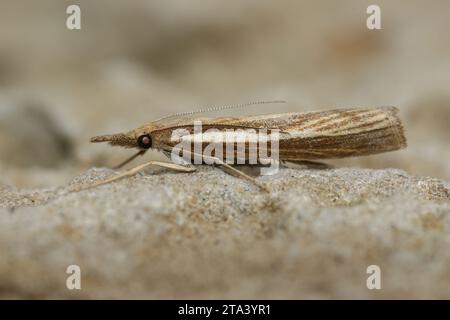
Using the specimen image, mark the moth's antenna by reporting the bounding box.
[154,100,287,122]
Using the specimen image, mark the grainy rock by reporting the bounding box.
[0,166,449,298]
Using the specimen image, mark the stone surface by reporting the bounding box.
[1,166,449,298]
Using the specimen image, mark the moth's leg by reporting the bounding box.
[202,155,270,193]
[113,150,146,169]
[282,160,332,169]
[162,150,192,165]
[161,147,270,192]
[162,150,196,170]
[224,164,262,178]
[77,161,195,192]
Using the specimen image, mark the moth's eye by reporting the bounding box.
[137,134,152,149]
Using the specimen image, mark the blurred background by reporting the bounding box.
[1,0,450,188]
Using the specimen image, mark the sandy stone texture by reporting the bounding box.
[1,166,449,298]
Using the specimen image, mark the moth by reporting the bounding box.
[87,101,407,191]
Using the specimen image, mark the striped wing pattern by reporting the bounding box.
[155,107,406,160]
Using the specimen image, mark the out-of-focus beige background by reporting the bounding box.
[0,0,449,187]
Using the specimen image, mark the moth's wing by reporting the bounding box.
[152,112,298,160]
[277,106,407,160]
[151,112,296,130]
[154,107,407,160]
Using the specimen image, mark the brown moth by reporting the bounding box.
[88,102,407,191]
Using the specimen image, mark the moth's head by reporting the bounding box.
[90,127,153,150]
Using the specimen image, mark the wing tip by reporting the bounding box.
[383,106,408,150]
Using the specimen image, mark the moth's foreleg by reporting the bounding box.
[76,160,195,192]
[113,150,146,169]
